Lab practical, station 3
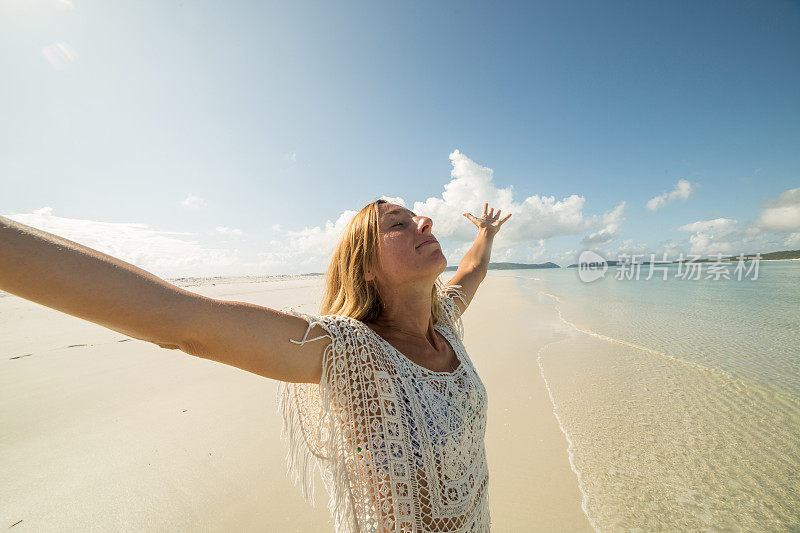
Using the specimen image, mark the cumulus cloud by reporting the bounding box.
[181,194,207,209]
[259,150,624,271]
[256,172,795,273]
[677,218,759,256]
[755,187,800,232]
[491,239,548,264]
[4,207,239,278]
[646,179,693,211]
[409,149,617,246]
[656,239,687,257]
[215,226,243,236]
[259,196,407,272]
[3,151,654,278]
[603,239,651,260]
[551,249,578,265]
[597,238,696,263]
[581,201,626,247]
[664,187,800,258]
[258,209,359,271]
[379,195,406,207]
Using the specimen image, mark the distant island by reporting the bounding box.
[445,261,561,271]
[567,248,800,267]
[731,249,800,261]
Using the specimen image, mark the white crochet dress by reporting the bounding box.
[277,284,490,532]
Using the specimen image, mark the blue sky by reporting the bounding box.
[2,0,799,277]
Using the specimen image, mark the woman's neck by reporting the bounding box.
[369,282,437,346]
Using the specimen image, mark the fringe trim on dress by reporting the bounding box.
[276,310,359,531]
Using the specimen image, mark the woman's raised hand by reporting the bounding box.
[462,203,512,237]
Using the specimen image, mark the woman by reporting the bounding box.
[0,199,511,532]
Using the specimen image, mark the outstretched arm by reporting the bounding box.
[445,203,511,315]
[0,215,328,383]
[0,215,204,348]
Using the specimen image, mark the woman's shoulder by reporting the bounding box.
[282,307,364,328]
[280,307,371,345]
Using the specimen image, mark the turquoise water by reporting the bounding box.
[505,261,800,398]
[493,261,800,531]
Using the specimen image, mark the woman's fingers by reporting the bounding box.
[465,207,511,228]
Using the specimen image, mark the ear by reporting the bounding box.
[365,269,375,282]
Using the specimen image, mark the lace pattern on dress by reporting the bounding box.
[276,284,490,532]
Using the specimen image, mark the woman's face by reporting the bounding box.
[367,203,447,288]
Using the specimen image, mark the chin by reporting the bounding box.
[434,252,448,273]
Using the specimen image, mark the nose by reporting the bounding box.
[414,216,433,234]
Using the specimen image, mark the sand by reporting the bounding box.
[0,273,592,531]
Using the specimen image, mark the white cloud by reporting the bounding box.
[551,249,577,265]
[181,194,207,209]
[656,239,687,257]
[17,150,737,278]
[489,239,548,264]
[603,239,651,260]
[440,242,473,265]
[257,209,359,272]
[285,151,297,163]
[258,149,625,272]
[581,201,626,247]
[256,176,795,273]
[379,195,406,207]
[596,238,696,263]
[646,179,693,211]
[653,186,800,259]
[215,226,243,236]
[4,207,239,278]
[410,149,613,245]
[677,218,752,255]
[664,187,800,258]
[678,218,738,235]
[755,187,800,232]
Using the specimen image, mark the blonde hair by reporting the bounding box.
[319,198,444,325]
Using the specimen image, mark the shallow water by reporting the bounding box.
[494,262,800,532]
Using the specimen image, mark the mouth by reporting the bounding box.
[416,238,438,249]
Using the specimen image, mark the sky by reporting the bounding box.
[2,0,799,278]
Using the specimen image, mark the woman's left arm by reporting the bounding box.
[445,203,511,314]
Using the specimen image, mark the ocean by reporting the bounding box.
[494,261,800,532]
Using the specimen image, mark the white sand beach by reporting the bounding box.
[0,273,592,531]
